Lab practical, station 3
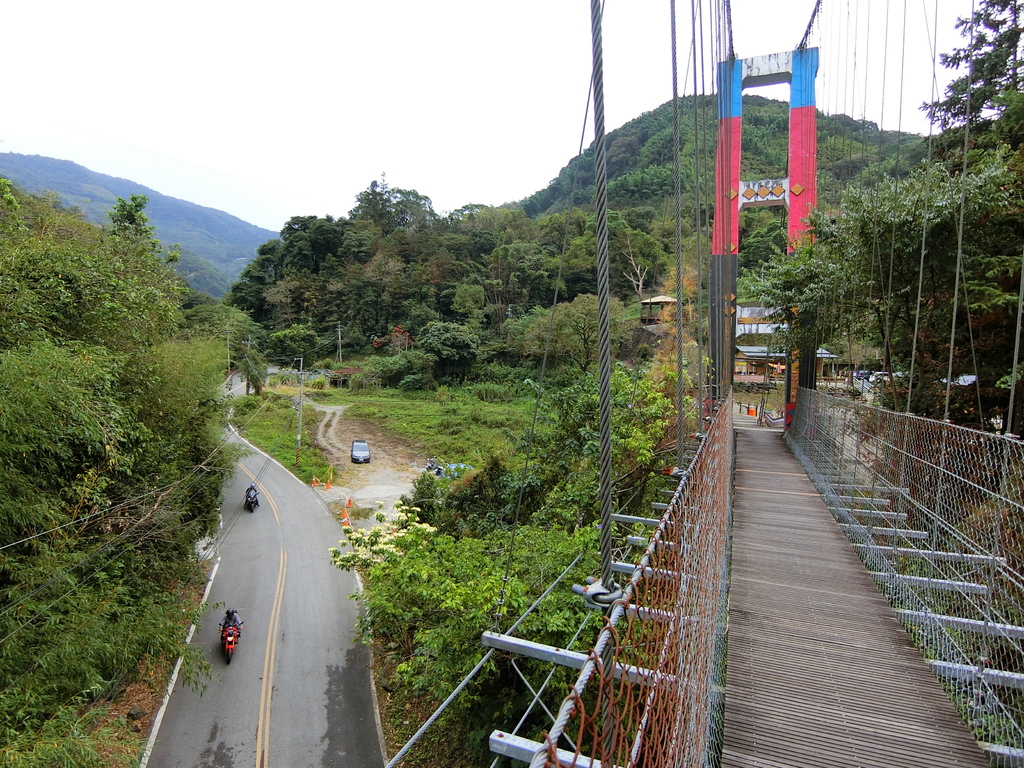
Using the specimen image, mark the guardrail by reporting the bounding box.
[787,388,1024,763]
[489,393,734,767]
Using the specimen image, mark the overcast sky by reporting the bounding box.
[4,1,971,232]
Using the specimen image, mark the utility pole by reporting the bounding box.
[336,322,342,366]
[225,325,231,377]
[295,357,303,467]
[244,337,252,395]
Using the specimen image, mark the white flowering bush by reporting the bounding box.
[330,501,436,570]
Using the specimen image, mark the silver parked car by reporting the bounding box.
[350,439,371,463]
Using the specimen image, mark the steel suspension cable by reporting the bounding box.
[587,0,615,596]
[943,1,977,423]
[490,4,602,633]
[671,0,686,468]
[697,0,716,409]
[722,0,734,59]
[586,4,619,759]
[693,0,707,415]
[908,0,941,412]
[1008,244,1024,435]
[798,0,823,50]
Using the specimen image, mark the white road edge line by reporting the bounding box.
[138,557,221,768]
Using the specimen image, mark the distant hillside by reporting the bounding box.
[518,94,928,218]
[0,153,277,297]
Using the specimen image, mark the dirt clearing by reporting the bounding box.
[312,404,424,521]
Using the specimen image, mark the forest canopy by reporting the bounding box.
[0,181,231,765]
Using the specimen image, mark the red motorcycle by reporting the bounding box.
[221,624,240,664]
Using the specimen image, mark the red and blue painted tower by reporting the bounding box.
[709,47,819,398]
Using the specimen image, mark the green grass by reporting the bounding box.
[313,387,536,465]
[229,391,335,485]
[230,386,539,475]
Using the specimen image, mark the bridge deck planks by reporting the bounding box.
[721,426,989,768]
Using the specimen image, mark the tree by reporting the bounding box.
[331,510,598,763]
[754,157,1019,428]
[0,186,226,761]
[240,343,269,395]
[108,194,155,242]
[265,323,320,363]
[416,321,480,381]
[519,294,628,374]
[452,283,486,330]
[928,0,1023,134]
[349,177,436,235]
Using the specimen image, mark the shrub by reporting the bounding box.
[230,394,263,416]
[399,373,433,391]
[470,381,516,403]
[368,350,428,388]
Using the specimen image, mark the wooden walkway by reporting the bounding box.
[721,422,989,768]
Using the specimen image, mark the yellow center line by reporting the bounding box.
[238,468,281,524]
[255,547,287,767]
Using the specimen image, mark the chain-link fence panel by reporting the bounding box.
[788,388,1024,762]
[510,394,733,768]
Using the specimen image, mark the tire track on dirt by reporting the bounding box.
[310,404,422,519]
[315,407,349,460]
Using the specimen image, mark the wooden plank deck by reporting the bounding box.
[721,424,989,768]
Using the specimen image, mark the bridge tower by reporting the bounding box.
[709,47,819,400]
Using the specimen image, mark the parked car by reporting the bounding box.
[350,439,371,463]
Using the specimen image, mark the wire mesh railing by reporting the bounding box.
[498,393,733,768]
[787,387,1024,762]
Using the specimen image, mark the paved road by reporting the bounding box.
[145,437,384,768]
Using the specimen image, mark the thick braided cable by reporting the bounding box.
[589,0,615,592]
[723,0,734,59]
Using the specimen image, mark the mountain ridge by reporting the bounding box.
[0,152,277,297]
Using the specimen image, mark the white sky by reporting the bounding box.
[4,1,971,232]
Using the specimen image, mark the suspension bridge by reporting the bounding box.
[383,1,1024,766]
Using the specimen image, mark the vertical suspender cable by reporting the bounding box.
[586,4,618,760]
[671,0,686,468]
[698,1,714,407]
[492,41,599,633]
[703,1,722,401]
[587,0,615,599]
[909,0,940,413]
[1008,245,1024,435]
[944,2,976,423]
[694,1,711,413]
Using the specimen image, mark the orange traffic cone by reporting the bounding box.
[346,497,353,508]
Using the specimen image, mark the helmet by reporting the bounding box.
[249,483,256,489]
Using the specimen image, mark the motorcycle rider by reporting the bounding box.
[220,608,243,640]
[244,483,259,508]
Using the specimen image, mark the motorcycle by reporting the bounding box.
[243,489,259,512]
[221,624,240,664]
